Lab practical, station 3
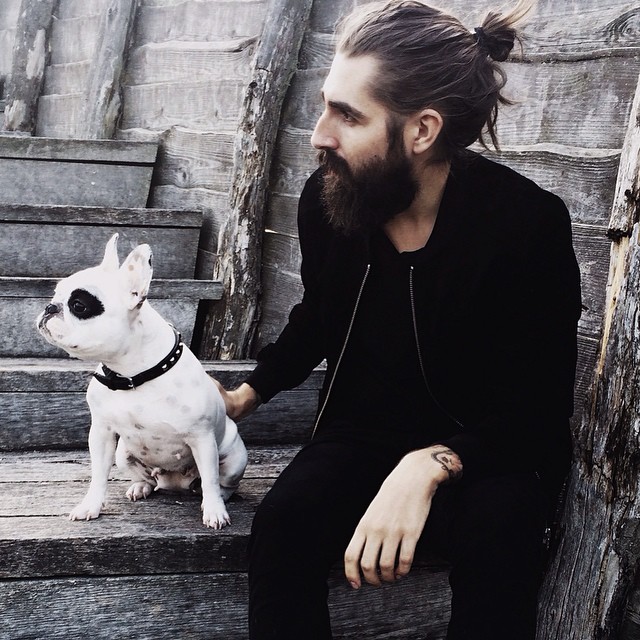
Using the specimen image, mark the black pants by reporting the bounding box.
[248,433,549,640]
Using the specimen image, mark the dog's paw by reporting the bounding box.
[69,501,102,521]
[201,499,231,529]
[126,481,154,501]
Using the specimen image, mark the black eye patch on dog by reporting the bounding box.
[68,289,105,320]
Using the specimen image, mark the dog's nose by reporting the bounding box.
[45,303,61,316]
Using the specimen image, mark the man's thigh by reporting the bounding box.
[253,434,404,563]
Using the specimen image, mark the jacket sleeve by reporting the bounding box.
[438,194,582,482]
[245,170,328,402]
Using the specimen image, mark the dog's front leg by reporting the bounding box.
[187,433,229,529]
[69,422,117,521]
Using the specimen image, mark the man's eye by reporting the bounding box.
[341,111,355,123]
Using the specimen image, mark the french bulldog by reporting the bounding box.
[36,233,247,529]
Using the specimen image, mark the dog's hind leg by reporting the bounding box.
[115,438,156,501]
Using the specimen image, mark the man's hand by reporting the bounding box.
[344,445,462,589]
[215,381,261,421]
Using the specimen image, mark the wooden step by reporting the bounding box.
[0,445,451,640]
[0,277,221,357]
[0,204,203,278]
[0,136,157,208]
[0,360,322,450]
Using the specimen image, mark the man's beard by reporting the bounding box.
[317,130,419,236]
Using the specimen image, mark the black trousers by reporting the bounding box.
[248,433,549,640]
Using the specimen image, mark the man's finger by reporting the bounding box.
[395,535,417,579]
[359,537,383,587]
[378,537,402,583]
[344,531,365,589]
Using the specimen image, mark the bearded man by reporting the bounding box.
[219,1,582,638]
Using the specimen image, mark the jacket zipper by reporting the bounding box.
[409,265,465,430]
[311,263,371,439]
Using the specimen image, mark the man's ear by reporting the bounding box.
[408,108,444,156]
[100,233,120,272]
[120,244,153,310]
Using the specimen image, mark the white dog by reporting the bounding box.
[36,233,247,529]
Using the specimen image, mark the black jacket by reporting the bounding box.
[247,152,582,483]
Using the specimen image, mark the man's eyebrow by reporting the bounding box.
[321,91,366,121]
[328,100,365,120]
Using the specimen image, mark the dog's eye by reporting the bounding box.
[68,289,105,320]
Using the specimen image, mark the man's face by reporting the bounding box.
[311,53,418,235]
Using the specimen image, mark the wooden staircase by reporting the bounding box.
[0,136,451,639]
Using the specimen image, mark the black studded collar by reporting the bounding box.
[93,327,184,391]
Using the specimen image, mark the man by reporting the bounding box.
[220,1,581,638]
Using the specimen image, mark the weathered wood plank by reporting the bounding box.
[281,57,639,149]
[0,225,201,278]
[43,60,90,95]
[0,277,221,299]
[153,127,236,193]
[0,569,450,639]
[133,0,267,47]
[52,0,110,20]
[0,135,158,162]
[300,1,640,63]
[2,0,56,133]
[35,93,85,138]
[0,359,324,393]
[0,362,323,449]
[0,159,153,207]
[126,38,256,85]
[537,72,640,640]
[0,446,300,483]
[82,0,138,139]
[622,580,640,640]
[201,0,314,359]
[256,219,611,342]
[0,294,210,358]
[609,71,640,239]
[0,203,201,226]
[47,13,101,65]
[119,78,247,131]
[0,387,318,449]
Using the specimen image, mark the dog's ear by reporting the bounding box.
[100,233,120,272]
[120,244,153,310]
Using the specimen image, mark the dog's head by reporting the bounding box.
[36,233,153,361]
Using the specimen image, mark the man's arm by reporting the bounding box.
[343,444,463,589]
[216,382,262,421]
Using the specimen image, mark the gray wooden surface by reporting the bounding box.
[0,443,451,640]
[0,137,157,208]
[0,203,202,278]
[0,361,323,450]
[0,279,220,358]
[2,0,56,133]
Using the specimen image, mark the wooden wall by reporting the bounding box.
[257,0,640,427]
[0,0,21,109]
[0,0,637,413]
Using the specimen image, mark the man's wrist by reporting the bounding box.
[427,445,463,484]
[404,445,463,487]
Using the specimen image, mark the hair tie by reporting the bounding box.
[473,26,487,48]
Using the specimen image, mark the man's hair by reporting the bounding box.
[336,0,534,158]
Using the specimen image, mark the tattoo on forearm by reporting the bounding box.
[431,447,463,484]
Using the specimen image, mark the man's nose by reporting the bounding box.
[310,112,338,150]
